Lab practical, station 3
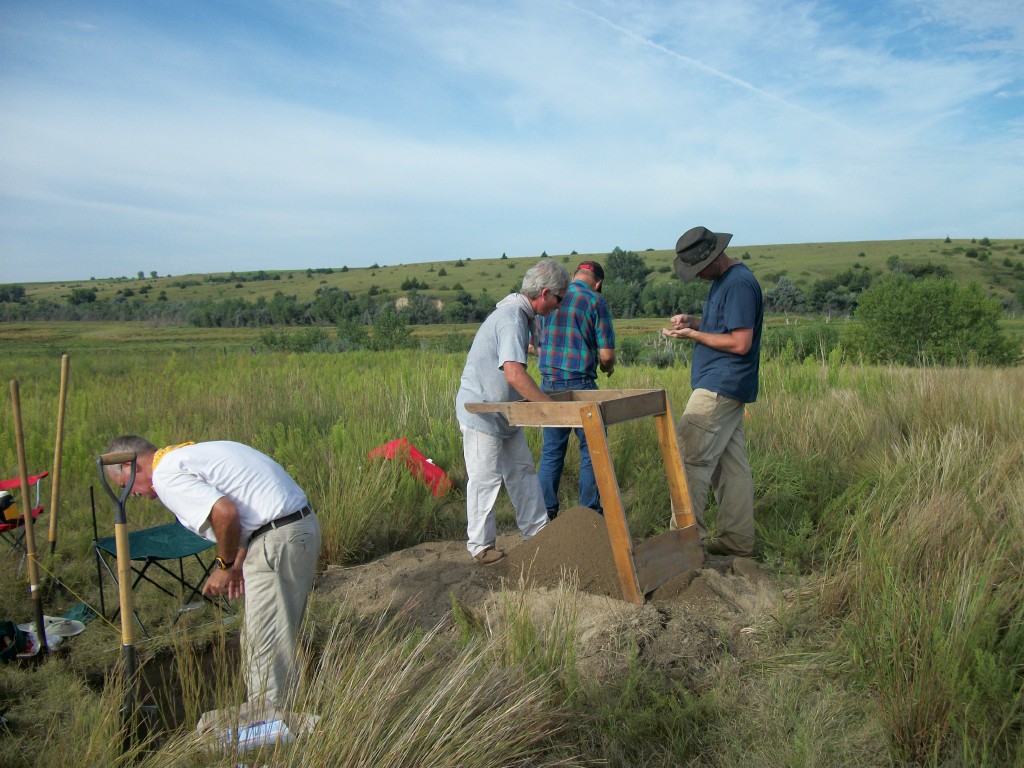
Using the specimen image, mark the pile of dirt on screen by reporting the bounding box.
[318,506,786,687]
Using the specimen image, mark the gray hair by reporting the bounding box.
[520,259,569,299]
[106,435,157,456]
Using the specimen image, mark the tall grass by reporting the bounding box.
[2,347,1023,766]
[3,592,587,768]
[813,369,1024,764]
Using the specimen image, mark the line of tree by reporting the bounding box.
[0,284,499,328]
[2,249,1022,338]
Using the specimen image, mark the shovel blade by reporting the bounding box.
[675,524,706,570]
[634,525,705,596]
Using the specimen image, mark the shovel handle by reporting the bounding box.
[100,451,136,466]
[96,452,136,526]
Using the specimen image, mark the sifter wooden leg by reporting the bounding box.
[579,403,643,605]
[654,393,696,530]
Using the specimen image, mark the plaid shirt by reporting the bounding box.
[538,279,615,381]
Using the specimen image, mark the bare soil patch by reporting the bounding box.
[318,506,783,687]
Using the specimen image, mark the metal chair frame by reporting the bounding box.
[90,488,232,638]
[0,471,49,576]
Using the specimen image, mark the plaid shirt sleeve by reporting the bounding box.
[594,296,615,350]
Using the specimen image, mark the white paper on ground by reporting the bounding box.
[197,701,318,755]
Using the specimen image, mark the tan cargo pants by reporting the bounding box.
[242,511,321,709]
[675,387,755,556]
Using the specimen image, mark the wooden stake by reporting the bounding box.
[10,380,47,654]
[48,354,70,555]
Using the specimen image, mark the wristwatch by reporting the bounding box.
[215,556,235,570]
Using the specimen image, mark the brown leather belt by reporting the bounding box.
[249,505,313,542]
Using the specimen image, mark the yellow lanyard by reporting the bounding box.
[151,441,196,471]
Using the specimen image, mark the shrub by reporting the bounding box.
[606,247,651,286]
[337,319,369,350]
[401,277,429,290]
[764,275,806,313]
[0,284,27,303]
[762,322,840,362]
[370,306,415,351]
[260,327,332,352]
[68,287,98,305]
[852,275,1018,365]
[617,337,642,366]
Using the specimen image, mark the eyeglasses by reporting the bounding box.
[550,290,565,304]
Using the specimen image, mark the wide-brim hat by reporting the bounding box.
[674,226,732,282]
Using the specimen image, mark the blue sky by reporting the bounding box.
[1,0,1021,283]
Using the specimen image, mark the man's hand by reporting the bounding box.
[669,314,698,330]
[202,567,245,599]
[663,325,754,354]
[662,326,696,340]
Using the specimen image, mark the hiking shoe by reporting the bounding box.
[705,539,751,558]
[473,547,506,565]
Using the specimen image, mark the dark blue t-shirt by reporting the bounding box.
[691,263,763,403]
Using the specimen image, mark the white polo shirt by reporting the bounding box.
[151,441,308,544]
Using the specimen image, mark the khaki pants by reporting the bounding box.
[242,511,321,708]
[675,388,755,555]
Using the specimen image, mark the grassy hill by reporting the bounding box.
[11,237,1024,309]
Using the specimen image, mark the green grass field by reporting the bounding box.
[1,337,1022,767]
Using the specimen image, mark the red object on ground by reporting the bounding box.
[367,439,452,497]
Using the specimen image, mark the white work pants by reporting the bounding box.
[461,424,548,556]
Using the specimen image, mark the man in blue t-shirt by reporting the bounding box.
[537,260,616,519]
[662,226,763,557]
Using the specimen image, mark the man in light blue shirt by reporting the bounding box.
[456,259,570,564]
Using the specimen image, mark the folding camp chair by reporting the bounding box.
[91,493,232,638]
[0,471,49,576]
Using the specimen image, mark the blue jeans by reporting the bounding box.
[538,377,601,519]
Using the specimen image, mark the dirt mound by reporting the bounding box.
[319,539,505,630]
[318,505,781,685]
[505,505,621,597]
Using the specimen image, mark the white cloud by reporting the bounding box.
[0,0,1021,282]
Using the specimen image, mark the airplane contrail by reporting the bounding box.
[565,1,854,131]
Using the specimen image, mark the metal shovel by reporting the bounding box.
[96,450,157,748]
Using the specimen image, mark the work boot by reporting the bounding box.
[705,538,753,558]
[473,547,506,565]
